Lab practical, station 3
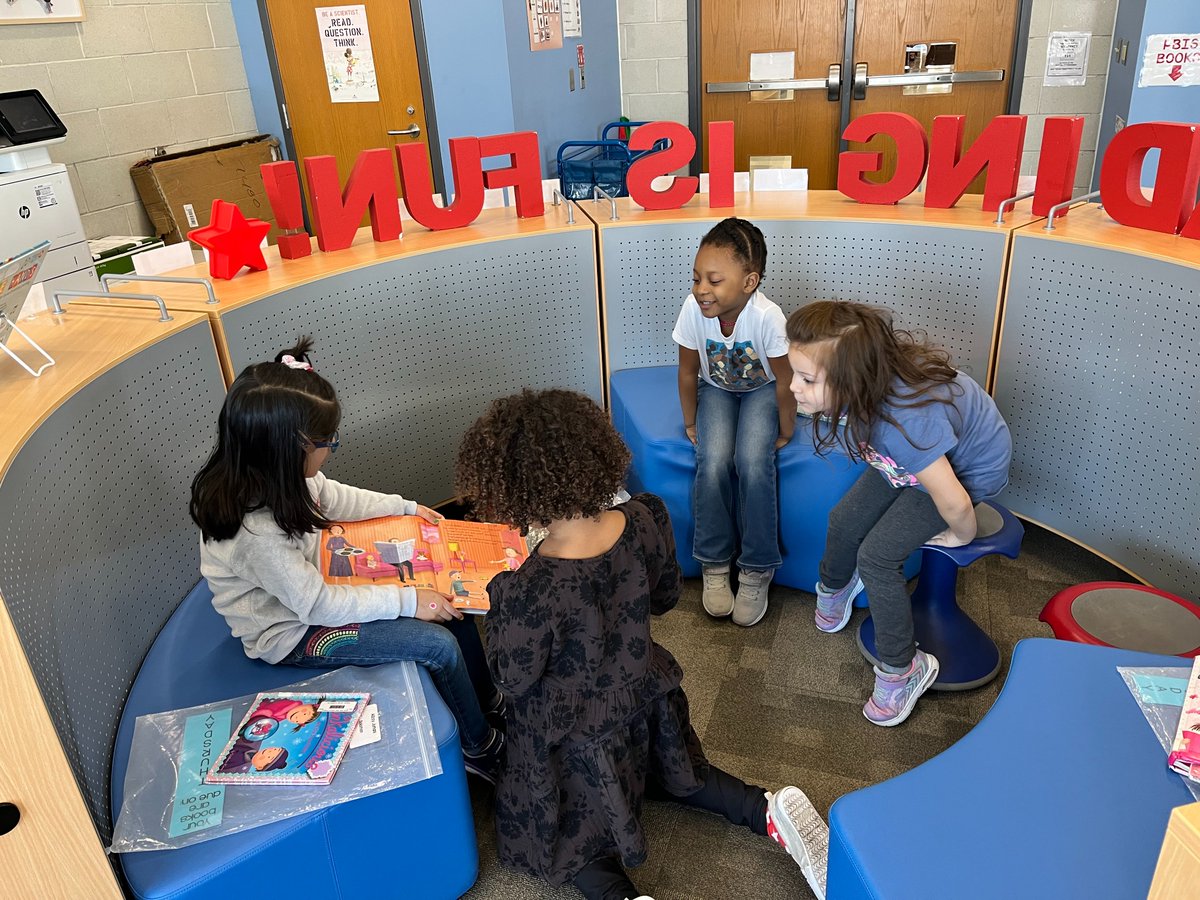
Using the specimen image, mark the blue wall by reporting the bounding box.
[500,2,622,180]
[1095,0,1200,189]
[231,2,287,157]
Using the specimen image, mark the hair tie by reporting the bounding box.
[281,354,313,372]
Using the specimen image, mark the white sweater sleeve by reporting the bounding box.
[312,472,418,521]
[243,529,417,623]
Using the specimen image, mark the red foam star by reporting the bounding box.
[188,199,272,280]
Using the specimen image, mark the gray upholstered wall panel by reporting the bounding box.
[994,235,1200,596]
[220,232,601,503]
[601,220,1007,382]
[0,321,228,842]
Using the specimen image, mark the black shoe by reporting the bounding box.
[485,691,507,733]
[463,727,504,785]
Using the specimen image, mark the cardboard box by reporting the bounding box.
[130,135,281,245]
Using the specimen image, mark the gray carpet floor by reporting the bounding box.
[462,523,1134,900]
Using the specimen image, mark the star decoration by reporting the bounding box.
[188,200,272,280]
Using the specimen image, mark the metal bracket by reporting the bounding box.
[0,315,55,377]
[592,185,619,221]
[52,290,173,322]
[994,190,1034,225]
[826,63,842,102]
[101,273,217,305]
[853,62,869,100]
[551,188,575,225]
[1043,190,1101,231]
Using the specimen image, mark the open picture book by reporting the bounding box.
[319,514,528,614]
[205,691,371,786]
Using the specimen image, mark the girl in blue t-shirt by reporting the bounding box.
[673,218,797,628]
[785,301,1011,727]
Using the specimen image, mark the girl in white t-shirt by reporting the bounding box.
[673,218,797,627]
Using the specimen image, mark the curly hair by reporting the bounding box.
[699,217,767,279]
[455,389,630,528]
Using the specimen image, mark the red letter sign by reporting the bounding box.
[304,149,401,252]
[397,137,486,230]
[1099,122,1200,234]
[1032,116,1084,218]
[707,120,735,208]
[260,161,312,259]
[925,115,1026,211]
[838,113,928,204]
[626,121,699,210]
[480,131,544,218]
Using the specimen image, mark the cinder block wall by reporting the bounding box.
[0,1,258,239]
[619,0,689,125]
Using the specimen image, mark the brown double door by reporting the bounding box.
[700,0,1022,189]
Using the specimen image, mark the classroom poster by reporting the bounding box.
[528,0,563,51]
[317,5,380,102]
[561,0,582,38]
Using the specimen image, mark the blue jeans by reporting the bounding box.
[282,615,495,754]
[692,379,782,572]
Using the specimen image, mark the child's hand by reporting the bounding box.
[925,527,972,548]
[415,505,443,524]
[685,424,697,446]
[414,588,463,621]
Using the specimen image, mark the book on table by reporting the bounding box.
[1168,656,1200,783]
[205,691,371,786]
[319,514,529,614]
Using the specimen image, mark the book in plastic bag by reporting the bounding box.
[1168,656,1200,782]
[205,691,370,785]
[319,515,529,614]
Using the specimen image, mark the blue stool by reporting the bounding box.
[610,365,865,590]
[828,639,1194,900]
[111,581,478,900]
[856,500,1023,690]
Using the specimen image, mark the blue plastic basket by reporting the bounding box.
[556,121,668,200]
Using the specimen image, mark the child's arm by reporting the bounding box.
[314,473,442,524]
[678,347,701,445]
[914,456,977,546]
[483,576,551,698]
[768,354,797,448]
[632,493,682,615]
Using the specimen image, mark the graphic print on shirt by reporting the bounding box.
[860,444,920,488]
[705,339,769,389]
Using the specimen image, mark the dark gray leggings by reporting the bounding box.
[820,468,948,667]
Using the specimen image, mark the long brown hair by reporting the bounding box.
[786,301,960,459]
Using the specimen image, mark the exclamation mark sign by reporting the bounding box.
[261,161,312,259]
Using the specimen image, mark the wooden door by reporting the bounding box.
[848,0,1021,188]
[700,0,846,188]
[264,0,431,199]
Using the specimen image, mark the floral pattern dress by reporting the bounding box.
[484,493,709,885]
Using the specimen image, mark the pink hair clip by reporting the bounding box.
[281,354,313,371]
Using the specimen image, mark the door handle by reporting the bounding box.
[387,124,421,138]
[853,62,869,100]
[826,63,842,102]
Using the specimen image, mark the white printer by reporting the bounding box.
[0,89,98,307]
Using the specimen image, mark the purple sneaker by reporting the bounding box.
[863,649,940,727]
[814,572,864,633]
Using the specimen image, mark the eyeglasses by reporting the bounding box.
[309,431,340,454]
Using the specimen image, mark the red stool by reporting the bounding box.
[1040,582,1200,658]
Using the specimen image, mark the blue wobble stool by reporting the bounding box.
[856,500,1023,690]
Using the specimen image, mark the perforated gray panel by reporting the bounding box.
[221,233,602,502]
[994,236,1200,596]
[601,220,1006,381]
[0,322,228,842]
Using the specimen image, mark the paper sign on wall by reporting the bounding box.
[317,5,380,103]
[561,0,582,38]
[1044,32,1090,86]
[1139,34,1200,87]
[528,0,563,51]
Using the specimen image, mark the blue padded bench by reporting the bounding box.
[111,581,478,900]
[612,365,898,591]
[828,639,1194,899]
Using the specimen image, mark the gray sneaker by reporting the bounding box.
[732,568,773,626]
[701,564,735,617]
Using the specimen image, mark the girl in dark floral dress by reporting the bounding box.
[456,389,829,900]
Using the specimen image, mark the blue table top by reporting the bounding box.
[829,638,1195,900]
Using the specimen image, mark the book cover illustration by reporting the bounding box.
[0,242,49,346]
[319,515,528,614]
[205,692,370,785]
[1168,656,1200,783]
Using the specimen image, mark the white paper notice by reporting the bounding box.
[561,0,582,38]
[749,51,795,101]
[1139,34,1200,87]
[1044,32,1090,86]
[348,704,381,748]
[317,6,380,103]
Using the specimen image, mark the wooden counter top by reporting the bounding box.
[578,189,1043,232]
[1015,202,1200,270]
[75,201,587,316]
[0,306,210,476]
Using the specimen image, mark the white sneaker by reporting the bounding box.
[732,568,772,626]
[701,564,735,617]
[766,786,829,900]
